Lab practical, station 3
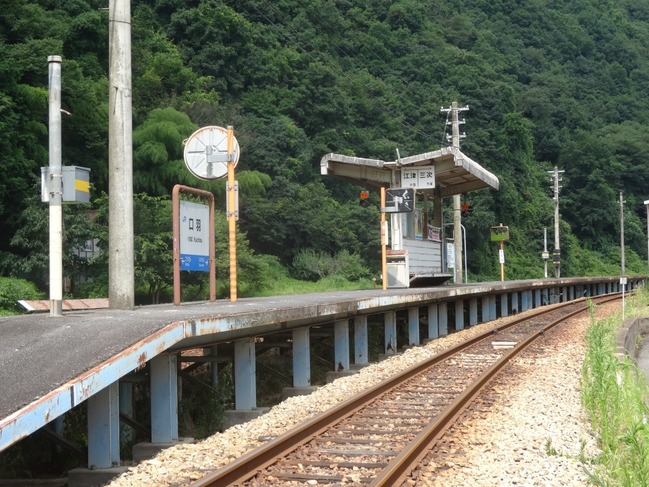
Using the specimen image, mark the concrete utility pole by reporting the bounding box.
[548,166,564,278]
[48,55,63,317]
[108,0,134,309]
[441,102,468,283]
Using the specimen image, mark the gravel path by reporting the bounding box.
[108,302,610,487]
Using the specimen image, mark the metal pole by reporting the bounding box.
[48,55,63,317]
[620,192,626,320]
[543,227,548,278]
[108,0,134,309]
[645,200,649,275]
[553,166,561,278]
[461,223,467,283]
[227,126,237,302]
[381,187,387,290]
[500,240,505,282]
[620,192,625,276]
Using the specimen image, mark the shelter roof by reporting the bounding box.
[320,147,499,197]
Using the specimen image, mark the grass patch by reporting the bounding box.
[581,288,649,486]
[255,275,376,297]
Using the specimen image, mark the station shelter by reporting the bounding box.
[321,147,500,287]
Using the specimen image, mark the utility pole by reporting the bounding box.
[108,0,134,309]
[441,101,468,283]
[48,55,63,317]
[644,200,649,274]
[620,192,626,319]
[548,166,564,278]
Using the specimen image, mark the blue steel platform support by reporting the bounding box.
[87,382,120,468]
[512,292,519,313]
[119,382,133,444]
[469,298,478,326]
[150,354,179,443]
[481,298,489,324]
[534,289,541,308]
[455,300,464,330]
[489,295,497,320]
[439,302,448,336]
[354,316,368,365]
[407,308,420,346]
[334,319,350,371]
[234,338,257,410]
[209,345,219,386]
[292,327,311,387]
[427,303,439,339]
[500,294,509,317]
[521,291,529,312]
[384,311,397,354]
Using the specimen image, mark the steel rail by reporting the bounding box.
[370,293,619,486]
[191,294,618,487]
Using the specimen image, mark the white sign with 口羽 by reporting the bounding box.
[180,200,210,271]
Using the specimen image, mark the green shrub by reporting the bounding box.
[292,249,370,282]
[0,277,43,312]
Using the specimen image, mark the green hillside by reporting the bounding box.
[1,0,648,299]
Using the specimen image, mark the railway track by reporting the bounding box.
[191,295,618,486]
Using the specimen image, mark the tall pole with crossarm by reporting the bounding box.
[108,0,134,309]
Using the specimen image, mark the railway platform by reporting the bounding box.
[0,276,643,486]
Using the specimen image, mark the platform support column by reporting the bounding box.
[150,354,178,443]
[209,345,219,386]
[427,303,439,340]
[87,381,120,469]
[292,327,311,387]
[119,382,133,444]
[512,292,519,313]
[439,302,448,336]
[534,289,541,308]
[455,300,464,330]
[469,298,478,326]
[234,338,257,410]
[353,316,368,365]
[500,294,509,317]
[407,308,419,346]
[384,310,397,354]
[487,295,495,320]
[480,298,489,324]
[334,319,350,372]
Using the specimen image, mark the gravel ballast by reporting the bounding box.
[108,303,612,487]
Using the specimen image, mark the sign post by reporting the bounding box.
[490,224,510,282]
[226,126,238,302]
[182,125,240,302]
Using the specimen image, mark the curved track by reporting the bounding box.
[191,295,617,486]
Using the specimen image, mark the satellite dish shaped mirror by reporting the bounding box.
[183,126,240,180]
